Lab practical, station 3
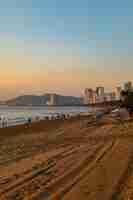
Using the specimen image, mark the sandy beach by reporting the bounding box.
[0,115,133,200]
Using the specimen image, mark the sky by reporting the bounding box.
[0,0,133,99]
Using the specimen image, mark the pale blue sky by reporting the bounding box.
[0,0,133,55]
[0,0,133,99]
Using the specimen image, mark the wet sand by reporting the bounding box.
[0,116,133,200]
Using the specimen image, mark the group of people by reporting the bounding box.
[0,113,73,129]
[43,113,71,121]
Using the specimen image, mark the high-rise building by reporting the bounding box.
[46,94,57,105]
[124,81,132,91]
[84,88,96,104]
[50,94,56,105]
[96,87,104,96]
[95,87,105,103]
[116,86,122,100]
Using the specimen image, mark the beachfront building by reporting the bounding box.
[95,87,105,103]
[84,86,117,104]
[84,88,96,104]
[95,96,105,103]
[103,92,116,102]
[96,87,104,97]
[116,86,122,100]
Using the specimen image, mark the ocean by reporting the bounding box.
[0,106,92,127]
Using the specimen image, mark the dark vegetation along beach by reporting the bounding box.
[0,112,133,200]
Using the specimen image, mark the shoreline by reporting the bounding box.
[0,115,85,139]
[0,111,94,132]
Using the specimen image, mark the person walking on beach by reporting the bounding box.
[4,117,8,127]
[28,117,31,126]
[1,116,5,128]
[0,116,2,128]
[25,117,32,128]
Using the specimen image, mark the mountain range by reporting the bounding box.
[5,94,83,106]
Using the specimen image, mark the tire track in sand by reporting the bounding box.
[0,143,102,200]
[32,140,115,200]
[110,149,133,200]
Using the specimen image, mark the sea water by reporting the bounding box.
[0,105,92,127]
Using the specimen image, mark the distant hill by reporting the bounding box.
[6,94,83,106]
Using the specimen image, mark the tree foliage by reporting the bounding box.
[120,90,133,107]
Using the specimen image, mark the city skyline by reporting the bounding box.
[0,1,133,99]
[1,80,131,103]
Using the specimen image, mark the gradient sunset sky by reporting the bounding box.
[0,0,133,99]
